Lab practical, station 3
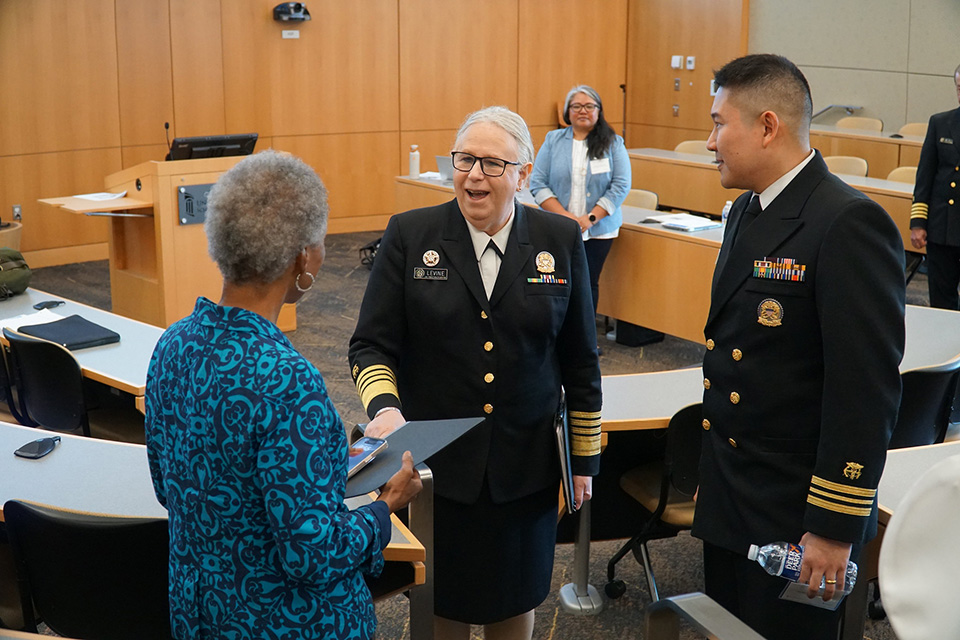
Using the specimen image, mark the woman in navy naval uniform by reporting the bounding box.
[349,107,602,640]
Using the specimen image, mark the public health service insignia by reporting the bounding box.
[757,298,783,327]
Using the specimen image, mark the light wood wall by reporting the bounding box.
[1,0,744,266]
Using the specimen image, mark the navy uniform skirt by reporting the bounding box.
[432,480,558,624]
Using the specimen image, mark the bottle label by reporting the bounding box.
[781,543,803,582]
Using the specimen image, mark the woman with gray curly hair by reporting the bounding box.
[145,150,421,640]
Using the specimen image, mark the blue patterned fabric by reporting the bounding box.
[146,297,390,640]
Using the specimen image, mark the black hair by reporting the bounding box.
[562,85,617,160]
[713,54,812,124]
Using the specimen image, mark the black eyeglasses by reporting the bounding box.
[451,152,519,177]
[569,103,599,113]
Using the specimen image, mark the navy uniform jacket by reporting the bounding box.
[911,107,960,246]
[692,152,906,554]
[348,199,602,505]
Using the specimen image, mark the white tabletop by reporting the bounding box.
[810,124,925,146]
[877,441,960,518]
[0,288,163,396]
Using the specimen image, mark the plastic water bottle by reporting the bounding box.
[409,144,420,178]
[748,541,858,595]
[721,200,733,227]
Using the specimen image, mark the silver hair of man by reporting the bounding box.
[205,150,328,285]
[563,84,603,115]
[453,106,535,168]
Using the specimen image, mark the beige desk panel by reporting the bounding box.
[899,144,922,168]
[630,154,735,215]
[810,132,900,179]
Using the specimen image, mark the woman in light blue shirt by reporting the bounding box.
[530,85,631,316]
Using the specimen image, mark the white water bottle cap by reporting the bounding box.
[747,544,759,561]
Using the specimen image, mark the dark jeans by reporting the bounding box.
[926,241,960,310]
[584,238,614,315]
[703,541,849,640]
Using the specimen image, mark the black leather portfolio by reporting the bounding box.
[18,314,121,351]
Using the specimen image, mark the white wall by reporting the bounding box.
[750,0,960,129]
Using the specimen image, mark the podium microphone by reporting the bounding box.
[164,122,172,160]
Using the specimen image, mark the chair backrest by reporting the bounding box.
[898,122,928,137]
[887,166,918,184]
[673,140,712,156]
[4,500,170,640]
[888,365,960,449]
[0,343,35,426]
[663,403,703,497]
[2,328,88,435]
[836,116,884,132]
[824,155,868,177]
[623,188,659,210]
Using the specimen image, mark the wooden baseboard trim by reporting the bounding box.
[23,243,110,268]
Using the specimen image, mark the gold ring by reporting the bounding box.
[825,579,837,585]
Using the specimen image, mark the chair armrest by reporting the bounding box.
[645,593,766,640]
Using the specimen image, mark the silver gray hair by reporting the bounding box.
[563,84,603,117]
[453,106,535,167]
[205,150,328,285]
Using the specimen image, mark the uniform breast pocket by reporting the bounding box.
[744,278,812,298]
[524,282,570,297]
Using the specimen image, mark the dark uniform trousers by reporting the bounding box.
[911,107,960,309]
[693,152,906,639]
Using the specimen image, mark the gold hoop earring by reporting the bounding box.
[295,271,315,293]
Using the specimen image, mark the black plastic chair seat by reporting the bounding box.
[620,464,696,527]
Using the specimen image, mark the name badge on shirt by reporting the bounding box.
[940,137,954,144]
[589,157,611,174]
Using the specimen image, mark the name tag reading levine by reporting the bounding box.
[589,157,611,174]
[414,267,448,281]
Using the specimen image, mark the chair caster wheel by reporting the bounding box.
[604,580,626,599]
[867,598,886,620]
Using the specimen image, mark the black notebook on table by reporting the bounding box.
[17,314,120,351]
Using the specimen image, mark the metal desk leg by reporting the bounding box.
[408,464,434,640]
[558,501,604,614]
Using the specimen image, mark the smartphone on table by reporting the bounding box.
[347,436,388,478]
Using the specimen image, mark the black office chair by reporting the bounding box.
[4,500,171,640]
[888,364,960,449]
[2,328,90,436]
[605,403,703,602]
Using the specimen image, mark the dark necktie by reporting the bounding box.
[735,194,763,243]
[480,239,503,300]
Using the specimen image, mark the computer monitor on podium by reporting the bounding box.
[166,133,258,161]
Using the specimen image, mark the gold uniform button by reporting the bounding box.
[728,437,738,448]
[955,166,959,171]
[951,199,956,206]
[484,373,494,383]
[706,339,715,350]
[732,349,743,361]
[480,310,488,319]
[730,391,740,404]
[952,182,956,188]
[702,419,711,430]
[484,341,494,352]
[703,378,711,389]
[483,403,493,414]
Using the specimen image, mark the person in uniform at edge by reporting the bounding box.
[693,54,905,638]
[348,106,602,640]
[910,63,960,310]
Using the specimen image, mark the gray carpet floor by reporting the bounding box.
[28,230,925,639]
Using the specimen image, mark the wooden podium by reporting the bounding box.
[40,158,296,330]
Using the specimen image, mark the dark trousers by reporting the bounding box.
[703,542,848,640]
[926,242,960,310]
[583,238,614,314]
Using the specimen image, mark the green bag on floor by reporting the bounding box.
[0,248,31,300]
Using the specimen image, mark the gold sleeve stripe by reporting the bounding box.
[911,202,929,219]
[808,486,875,506]
[571,435,602,457]
[356,365,398,409]
[806,495,873,517]
[570,417,602,428]
[569,410,602,419]
[571,425,601,436]
[810,476,877,498]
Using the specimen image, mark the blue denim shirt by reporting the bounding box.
[529,127,631,238]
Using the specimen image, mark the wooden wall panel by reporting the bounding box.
[626,0,746,136]
[625,123,713,151]
[273,133,400,219]
[400,130,459,174]
[4,150,117,252]
[122,145,171,168]
[399,0,518,131]
[517,0,628,128]
[223,0,399,137]
[169,0,225,137]
[0,0,120,157]
[116,0,175,147]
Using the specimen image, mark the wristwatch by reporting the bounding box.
[588,214,597,223]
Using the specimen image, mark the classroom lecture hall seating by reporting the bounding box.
[836,116,884,131]
[623,188,659,210]
[4,500,171,640]
[824,155,868,177]
[898,122,928,137]
[673,140,712,156]
[886,166,917,184]
[604,403,703,603]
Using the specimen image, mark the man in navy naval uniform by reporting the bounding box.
[910,63,960,309]
[693,54,906,638]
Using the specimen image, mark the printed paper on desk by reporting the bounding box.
[589,158,611,174]
[73,191,127,201]
[0,309,64,331]
[658,213,723,232]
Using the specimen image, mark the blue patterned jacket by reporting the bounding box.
[146,297,390,640]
